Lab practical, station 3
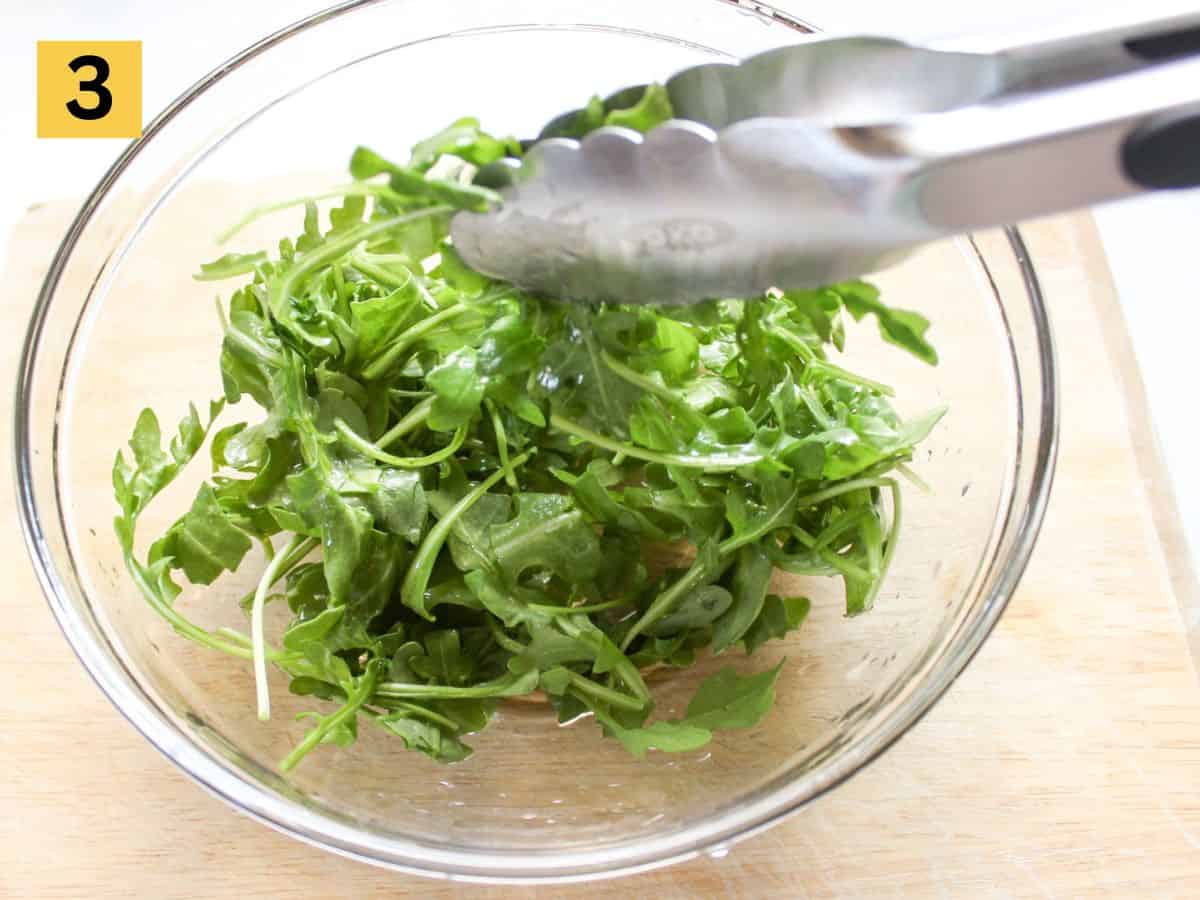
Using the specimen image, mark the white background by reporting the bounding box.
[3,0,1198,561]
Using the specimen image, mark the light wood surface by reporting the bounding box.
[3,204,1200,899]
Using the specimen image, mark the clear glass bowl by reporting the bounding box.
[15,0,1058,883]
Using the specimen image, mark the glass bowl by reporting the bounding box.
[15,0,1058,883]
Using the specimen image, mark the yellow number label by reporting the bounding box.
[37,41,142,138]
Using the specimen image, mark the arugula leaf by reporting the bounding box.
[743,595,810,655]
[712,544,774,653]
[285,467,374,607]
[684,662,784,730]
[150,483,253,585]
[535,306,642,437]
[583,662,782,758]
[406,630,468,684]
[437,244,493,295]
[562,461,671,540]
[281,659,382,772]
[370,712,472,762]
[488,493,602,584]
[367,468,427,543]
[408,116,519,171]
[512,625,594,669]
[435,490,512,573]
[426,347,485,431]
[833,280,938,365]
[349,146,499,212]
[194,251,266,281]
[464,570,546,629]
[283,606,344,652]
[650,317,699,383]
[113,403,221,527]
[600,717,713,759]
[603,83,675,134]
[351,278,423,365]
[643,584,732,637]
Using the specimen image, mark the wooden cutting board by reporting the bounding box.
[3,204,1199,899]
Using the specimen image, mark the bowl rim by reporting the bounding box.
[14,0,1060,884]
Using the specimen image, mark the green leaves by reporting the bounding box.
[408,116,520,171]
[590,663,783,759]
[603,83,675,134]
[367,468,427,543]
[417,630,474,684]
[371,713,472,763]
[643,585,732,637]
[114,100,942,771]
[537,82,674,144]
[426,347,485,431]
[603,718,713,758]
[683,661,783,730]
[349,146,499,212]
[488,493,602,584]
[712,544,774,653]
[743,595,810,655]
[150,484,252,585]
[285,467,374,607]
[351,277,423,364]
[535,306,642,437]
[113,402,222,530]
[830,280,938,365]
[194,251,266,281]
[651,316,698,383]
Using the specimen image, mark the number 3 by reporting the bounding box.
[66,54,113,121]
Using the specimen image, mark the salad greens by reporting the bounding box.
[113,86,943,771]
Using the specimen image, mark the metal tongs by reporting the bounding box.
[450,13,1200,304]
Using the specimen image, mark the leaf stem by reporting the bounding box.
[221,320,284,367]
[562,670,645,712]
[818,547,873,583]
[217,183,413,244]
[895,462,932,494]
[549,414,762,470]
[349,252,413,289]
[600,350,676,402]
[528,598,631,616]
[375,669,537,700]
[620,554,733,651]
[236,535,317,611]
[556,615,651,701]
[252,534,312,721]
[400,451,533,619]
[335,417,466,468]
[215,627,306,664]
[369,701,461,731]
[858,480,902,614]
[624,482,800,649]
[377,396,433,448]
[485,617,527,656]
[280,662,381,772]
[813,507,872,552]
[719,488,801,556]
[774,325,895,396]
[794,477,889,509]
[485,398,518,489]
[124,553,252,659]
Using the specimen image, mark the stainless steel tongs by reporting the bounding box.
[450,13,1200,304]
